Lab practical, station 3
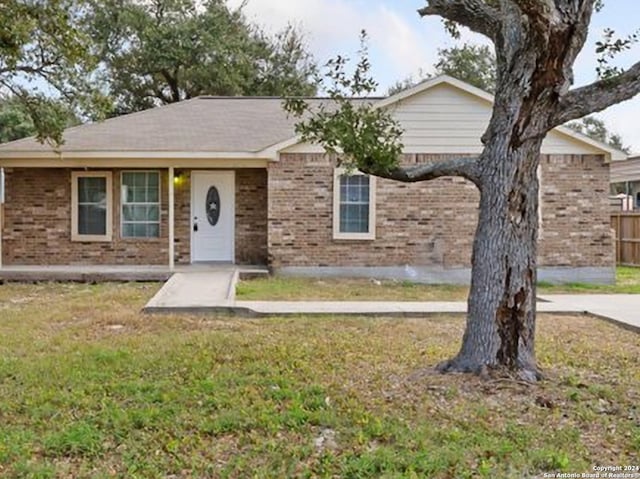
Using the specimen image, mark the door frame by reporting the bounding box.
[190,170,235,263]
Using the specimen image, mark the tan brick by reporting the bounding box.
[268,153,613,269]
[2,168,268,266]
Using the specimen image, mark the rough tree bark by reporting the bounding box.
[359,0,640,380]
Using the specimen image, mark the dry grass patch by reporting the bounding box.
[0,282,638,478]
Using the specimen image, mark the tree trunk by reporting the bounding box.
[438,138,542,381]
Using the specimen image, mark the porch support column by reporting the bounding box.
[168,166,175,272]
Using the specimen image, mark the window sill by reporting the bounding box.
[71,234,112,242]
[333,233,376,241]
[120,237,163,242]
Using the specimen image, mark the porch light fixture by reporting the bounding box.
[173,171,184,186]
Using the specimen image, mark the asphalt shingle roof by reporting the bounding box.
[0,97,328,154]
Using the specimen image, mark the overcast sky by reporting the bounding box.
[229,0,640,154]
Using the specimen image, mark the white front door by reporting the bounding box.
[191,171,235,262]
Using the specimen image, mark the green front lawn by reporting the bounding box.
[236,266,640,301]
[0,282,638,478]
[537,265,640,294]
[236,276,470,301]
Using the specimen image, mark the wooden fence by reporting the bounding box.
[611,213,640,265]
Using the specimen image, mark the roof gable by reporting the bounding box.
[281,75,626,162]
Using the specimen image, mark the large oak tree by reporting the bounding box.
[90,0,317,115]
[287,1,640,381]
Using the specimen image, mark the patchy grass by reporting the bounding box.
[236,267,640,301]
[236,276,470,301]
[538,266,640,294]
[0,282,638,478]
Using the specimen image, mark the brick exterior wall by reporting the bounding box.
[1,168,268,266]
[2,168,170,265]
[1,156,612,270]
[268,153,613,269]
[174,169,192,265]
[539,154,613,267]
[235,169,268,265]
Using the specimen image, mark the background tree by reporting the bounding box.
[0,97,80,143]
[434,43,496,92]
[387,43,495,95]
[0,98,35,144]
[0,0,104,144]
[287,2,640,381]
[567,116,630,153]
[388,43,630,152]
[90,0,317,115]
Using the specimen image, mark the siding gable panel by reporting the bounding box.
[283,82,606,157]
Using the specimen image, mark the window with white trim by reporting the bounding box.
[333,169,376,240]
[121,171,161,238]
[71,171,112,242]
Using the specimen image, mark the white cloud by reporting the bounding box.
[229,0,437,91]
[598,103,640,155]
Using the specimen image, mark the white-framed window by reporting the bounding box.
[71,171,113,242]
[121,171,161,238]
[333,168,376,240]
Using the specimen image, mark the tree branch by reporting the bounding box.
[418,0,500,40]
[551,61,640,127]
[359,156,481,186]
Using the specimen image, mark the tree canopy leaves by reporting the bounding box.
[566,116,630,153]
[90,0,317,115]
[285,33,403,175]
[0,0,105,144]
[387,43,496,95]
[434,44,496,93]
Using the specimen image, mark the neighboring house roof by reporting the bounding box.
[610,156,640,183]
[0,75,626,162]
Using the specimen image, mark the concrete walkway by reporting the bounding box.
[144,273,639,332]
[538,294,640,331]
[144,270,237,312]
[232,300,588,316]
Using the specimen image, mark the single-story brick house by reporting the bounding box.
[0,76,626,283]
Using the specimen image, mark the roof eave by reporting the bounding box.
[0,150,277,160]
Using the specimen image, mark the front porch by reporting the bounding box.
[0,166,268,271]
[0,264,268,282]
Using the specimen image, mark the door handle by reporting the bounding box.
[193,217,198,232]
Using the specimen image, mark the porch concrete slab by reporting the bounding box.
[0,264,267,283]
[144,271,237,312]
[0,265,172,282]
